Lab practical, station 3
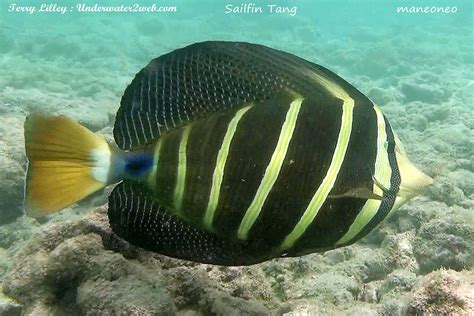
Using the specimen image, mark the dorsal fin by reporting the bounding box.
[114,41,373,149]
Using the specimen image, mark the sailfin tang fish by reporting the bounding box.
[24,41,433,265]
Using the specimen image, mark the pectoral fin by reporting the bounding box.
[329,187,383,201]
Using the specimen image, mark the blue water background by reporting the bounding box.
[1,0,472,105]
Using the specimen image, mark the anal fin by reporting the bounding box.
[108,182,268,266]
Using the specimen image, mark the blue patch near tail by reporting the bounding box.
[124,152,153,178]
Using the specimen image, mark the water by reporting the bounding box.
[0,0,473,314]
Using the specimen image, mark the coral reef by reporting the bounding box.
[2,198,472,315]
[404,269,474,315]
[2,207,274,315]
[412,213,474,273]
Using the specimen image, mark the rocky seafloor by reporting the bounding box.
[1,203,473,315]
[1,8,473,316]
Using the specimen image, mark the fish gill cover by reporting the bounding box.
[0,0,473,315]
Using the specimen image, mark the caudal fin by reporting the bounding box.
[24,114,114,217]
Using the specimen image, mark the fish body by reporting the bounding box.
[24,42,432,265]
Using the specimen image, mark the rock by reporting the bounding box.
[445,169,474,197]
[381,231,419,272]
[378,269,418,298]
[358,282,378,303]
[77,273,175,315]
[0,292,22,316]
[2,206,278,314]
[412,214,474,274]
[344,304,378,316]
[428,179,465,206]
[427,175,469,206]
[425,105,450,122]
[404,269,474,315]
[171,265,272,314]
[367,87,399,105]
[401,82,448,104]
[455,158,474,173]
[2,206,176,315]
[282,301,335,316]
[377,296,408,316]
[0,116,26,224]
[333,247,395,283]
[4,202,428,315]
[0,248,9,284]
[0,216,39,250]
[210,266,273,302]
[409,114,429,132]
[203,290,269,315]
[301,272,359,305]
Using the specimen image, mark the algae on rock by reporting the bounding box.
[404,269,474,315]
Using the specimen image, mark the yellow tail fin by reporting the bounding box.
[24,114,113,217]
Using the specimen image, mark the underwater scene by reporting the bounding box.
[0,0,473,314]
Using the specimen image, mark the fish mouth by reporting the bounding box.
[396,150,433,201]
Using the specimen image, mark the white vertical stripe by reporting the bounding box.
[336,104,391,245]
[281,87,355,251]
[237,98,303,240]
[203,105,253,230]
[173,125,192,214]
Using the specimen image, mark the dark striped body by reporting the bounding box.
[106,41,430,265]
[144,91,398,258]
